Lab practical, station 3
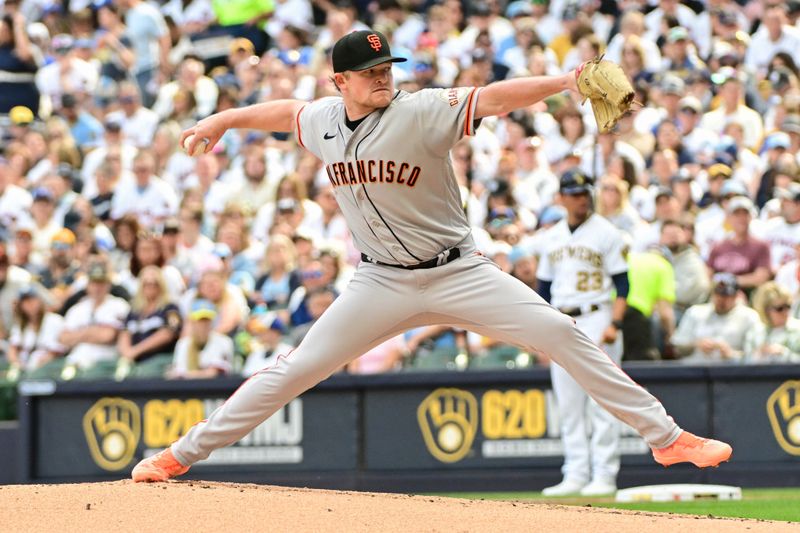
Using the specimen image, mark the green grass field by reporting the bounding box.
[440,488,800,522]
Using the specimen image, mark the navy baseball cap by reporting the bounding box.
[332,30,407,73]
[559,169,594,195]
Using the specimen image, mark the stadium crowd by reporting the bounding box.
[0,0,800,392]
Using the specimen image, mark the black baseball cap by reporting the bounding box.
[332,30,406,73]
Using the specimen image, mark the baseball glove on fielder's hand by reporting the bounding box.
[576,57,635,133]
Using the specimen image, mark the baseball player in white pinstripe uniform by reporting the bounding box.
[537,170,627,496]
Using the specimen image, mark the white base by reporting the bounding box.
[615,484,742,502]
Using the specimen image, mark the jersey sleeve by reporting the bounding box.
[413,87,482,156]
[294,96,340,160]
[604,228,629,276]
[535,230,554,282]
[163,303,183,334]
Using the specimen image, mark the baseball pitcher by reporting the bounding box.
[132,30,731,483]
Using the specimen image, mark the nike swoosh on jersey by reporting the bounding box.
[323,132,336,140]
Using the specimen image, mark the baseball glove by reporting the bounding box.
[576,57,635,133]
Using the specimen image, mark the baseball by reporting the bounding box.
[183,134,208,156]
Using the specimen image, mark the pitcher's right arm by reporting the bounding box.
[180,99,307,155]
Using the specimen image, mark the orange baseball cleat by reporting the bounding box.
[652,431,733,468]
[131,448,190,482]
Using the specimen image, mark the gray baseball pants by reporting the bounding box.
[172,248,681,465]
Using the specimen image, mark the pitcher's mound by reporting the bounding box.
[0,480,792,532]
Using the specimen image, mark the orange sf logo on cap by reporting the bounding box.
[367,34,382,52]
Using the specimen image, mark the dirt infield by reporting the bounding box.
[0,481,796,532]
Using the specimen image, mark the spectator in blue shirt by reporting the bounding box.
[59,93,105,152]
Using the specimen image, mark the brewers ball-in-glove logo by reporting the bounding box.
[417,388,478,463]
[83,397,141,471]
[767,381,800,456]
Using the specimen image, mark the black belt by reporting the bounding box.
[559,304,601,317]
[361,248,461,270]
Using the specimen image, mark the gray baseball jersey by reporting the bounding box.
[296,88,480,265]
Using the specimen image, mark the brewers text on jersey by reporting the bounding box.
[547,246,603,269]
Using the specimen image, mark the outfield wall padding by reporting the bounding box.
[7,363,800,490]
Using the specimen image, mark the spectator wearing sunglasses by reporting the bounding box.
[110,149,179,229]
[179,256,248,337]
[38,228,81,310]
[25,187,61,263]
[57,93,104,151]
[706,196,771,298]
[117,265,183,379]
[676,96,718,160]
[671,272,760,363]
[286,259,335,328]
[286,284,338,347]
[743,282,800,363]
[168,298,233,379]
[104,82,160,148]
[35,34,98,109]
